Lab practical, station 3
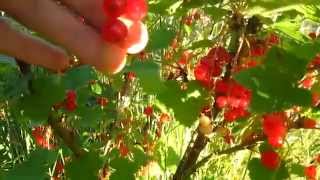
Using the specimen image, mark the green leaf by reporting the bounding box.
[289,163,304,177]
[75,106,105,128]
[66,152,103,180]
[158,81,208,126]
[19,75,65,121]
[247,0,315,11]
[126,61,166,94]
[235,47,311,113]
[4,149,56,180]
[203,6,228,21]
[272,19,308,43]
[189,39,213,50]
[110,148,147,180]
[63,65,96,89]
[147,28,176,51]
[248,158,289,180]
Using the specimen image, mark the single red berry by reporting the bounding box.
[312,92,320,107]
[194,62,212,88]
[183,16,193,26]
[309,54,320,68]
[224,108,249,122]
[266,33,280,45]
[144,106,153,116]
[261,150,280,170]
[215,96,228,108]
[300,75,316,89]
[103,0,127,18]
[267,135,284,148]
[123,0,148,21]
[65,100,77,112]
[127,71,136,81]
[215,80,230,94]
[54,160,64,175]
[66,90,76,101]
[304,165,317,180]
[178,50,192,66]
[303,118,317,129]
[263,112,287,138]
[102,18,128,43]
[97,97,108,107]
[159,113,170,123]
[250,44,267,57]
[119,142,129,157]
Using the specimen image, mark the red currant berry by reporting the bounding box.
[102,19,128,43]
[119,142,129,157]
[304,165,317,180]
[261,150,280,170]
[97,97,108,107]
[267,136,284,148]
[123,0,148,21]
[303,118,317,129]
[263,112,287,138]
[144,106,153,116]
[159,113,170,123]
[103,0,127,18]
[127,71,136,81]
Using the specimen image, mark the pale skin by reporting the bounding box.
[0,0,127,73]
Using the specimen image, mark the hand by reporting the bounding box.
[0,0,128,73]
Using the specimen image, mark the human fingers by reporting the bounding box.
[0,18,69,71]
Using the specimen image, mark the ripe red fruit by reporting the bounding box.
[159,113,170,123]
[119,142,129,157]
[300,75,316,89]
[207,46,232,64]
[312,92,320,107]
[183,16,193,26]
[97,97,108,107]
[103,0,127,18]
[263,112,287,148]
[266,33,280,45]
[224,108,249,122]
[194,61,212,88]
[263,112,287,144]
[304,165,317,180]
[119,19,148,54]
[66,90,76,101]
[303,118,317,129]
[261,150,280,170]
[32,126,55,149]
[250,44,267,57]
[54,160,64,175]
[144,106,153,116]
[127,71,136,81]
[267,136,284,148]
[65,90,77,112]
[178,50,192,66]
[102,19,128,43]
[123,0,148,21]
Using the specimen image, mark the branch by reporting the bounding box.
[48,112,85,158]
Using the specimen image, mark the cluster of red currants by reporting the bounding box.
[102,0,148,54]
[31,126,55,149]
[194,46,232,88]
[262,112,287,148]
[214,79,252,122]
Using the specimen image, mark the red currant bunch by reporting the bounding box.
[262,112,287,148]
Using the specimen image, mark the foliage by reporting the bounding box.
[1,0,320,180]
